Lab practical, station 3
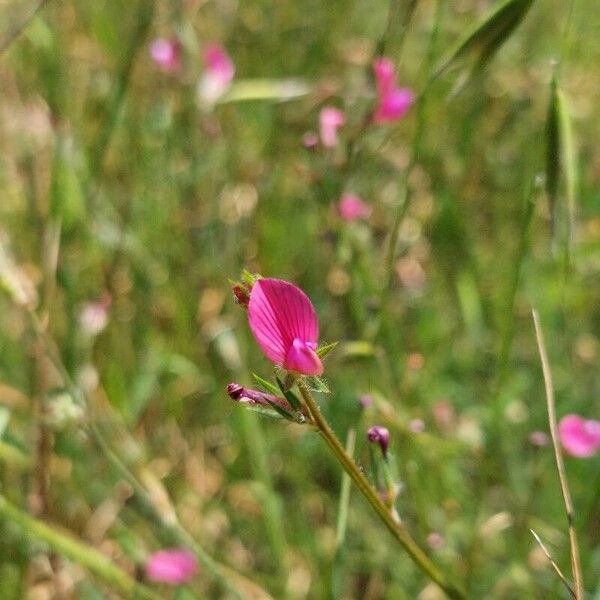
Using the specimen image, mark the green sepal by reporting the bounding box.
[305,376,330,394]
[264,397,296,421]
[276,376,302,411]
[243,405,285,420]
[253,373,281,396]
[316,341,339,359]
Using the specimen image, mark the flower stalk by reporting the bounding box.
[296,380,465,600]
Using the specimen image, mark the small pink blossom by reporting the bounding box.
[338,194,372,222]
[358,394,374,409]
[409,418,425,433]
[145,549,198,585]
[367,425,390,457]
[559,414,600,458]
[319,107,345,148]
[79,295,111,337]
[372,57,414,124]
[150,38,182,73]
[248,278,323,376]
[302,131,319,150]
[529,430,550,447]
[198,44,235,105]
[426,532,445,551]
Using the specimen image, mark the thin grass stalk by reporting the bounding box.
[297,381,465,600]
[532,309,584,599]
[374,0,443,344]
[330,428,356,598]
[0,494,161,600]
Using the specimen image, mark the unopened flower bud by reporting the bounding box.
[226,383,294,413]
[231,284,250,308]
[367,425,390,457]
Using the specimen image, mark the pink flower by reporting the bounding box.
[145,549,198,585]
[372,57,414,124]
[373,57,396,96]
[150,38,181,73]
[248,278,323,376]
[559,414,600,458]
[79,295,111,337]
[367,425,390,457]
[358,394,374,409]
[529,430,550,447]
[319,107,345,148]
[338,194,372,221]
[198,44,235,105]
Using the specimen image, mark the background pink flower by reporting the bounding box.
[338,193,372,221]
[373,57,395,95]
[559,414,600,457]
[248,278,323,376]
[145,549,198,585]
[198,44,235,105]
[150,38,181,72]
[319,107,345,148]
[372,57,414,123]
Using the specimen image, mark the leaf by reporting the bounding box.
[252,373,281,396]
[218,79,310,104]
[545,75,577,260]
[431,0,534,83]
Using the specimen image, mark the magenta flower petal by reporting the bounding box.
[284,338,323,376]
[373,57,395,95]
[559,414,600,458]
[145,549,198,585]
[248,278,322,376]
[374,88,414,123]
[338,193,372,222]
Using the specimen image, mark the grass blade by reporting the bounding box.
[431,0,534,82]
[532,309,584,599]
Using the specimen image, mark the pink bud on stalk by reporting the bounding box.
[558,414,600,458]
[372,57,414,124]
[150,38,182,73]
[338,194,372,222]
[227,383,294,413]
[145,549,198,585]
[248,278,323,376]
[367,425,390,457]
[319,107,345,148]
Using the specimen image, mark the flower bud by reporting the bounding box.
[367,425,390,457]
[226,383,294,413]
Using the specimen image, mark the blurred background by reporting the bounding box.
[0,0,599,598]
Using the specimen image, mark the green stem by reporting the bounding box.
[0,494,161,600]
[297,381,465,600]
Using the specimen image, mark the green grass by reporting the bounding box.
[0,0,599,598]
